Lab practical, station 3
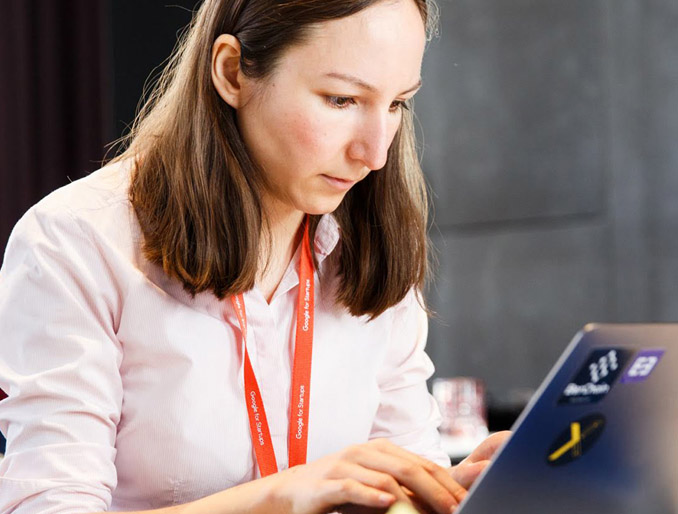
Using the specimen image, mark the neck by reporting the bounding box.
[261,200,306,260]
[256,197,307,301]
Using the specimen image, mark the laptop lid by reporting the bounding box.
[457,323,678,514]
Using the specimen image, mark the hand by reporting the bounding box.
[260,438,467,514]
[447,431,512,490]
[334,500,421,514]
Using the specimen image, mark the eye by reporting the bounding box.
[325,96,356,109]
[390,100,410,113]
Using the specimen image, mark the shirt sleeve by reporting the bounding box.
[0,205,123,513]
[369,290,451,467]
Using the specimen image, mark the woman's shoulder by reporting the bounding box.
[5,159,140,272]
[31,159,133,220]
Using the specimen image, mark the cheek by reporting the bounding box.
[284,110,336,165]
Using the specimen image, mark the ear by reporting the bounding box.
[212,34,245,109]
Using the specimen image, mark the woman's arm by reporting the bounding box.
[83,478,275,514]
[87,439,467,514]
[367,291,512,492]
[0,205,124,513]
[368,291,450,467]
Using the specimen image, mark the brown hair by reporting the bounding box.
[114,0,437,319]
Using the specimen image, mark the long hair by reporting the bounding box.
[114,0,438,319]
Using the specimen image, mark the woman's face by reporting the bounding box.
[236,0,427,218]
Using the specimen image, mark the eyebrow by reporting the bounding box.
[323,72,422,95]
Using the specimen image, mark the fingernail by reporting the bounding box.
[379,493,394,506]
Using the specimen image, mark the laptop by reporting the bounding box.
[456,323,678,514]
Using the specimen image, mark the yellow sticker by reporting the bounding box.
[547,414,606,466]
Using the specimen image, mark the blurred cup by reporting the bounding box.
[432,377,489,441]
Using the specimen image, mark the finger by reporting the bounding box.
[326,461,414,506]
[347,446,461,514]
[335,502,424,514]
[448,460,489,490]
[321,478,396,511]
[402,488,441,514]
[463,431,511,463]
[367,439,467,505]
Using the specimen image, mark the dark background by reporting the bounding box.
[1,0,677,451]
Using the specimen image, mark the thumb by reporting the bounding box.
[448,460,490,490]
[464,431,512,463]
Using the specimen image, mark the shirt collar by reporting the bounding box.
[313,214,340,263]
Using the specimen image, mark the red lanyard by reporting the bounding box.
[229,217,315,477]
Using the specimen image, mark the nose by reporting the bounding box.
[347,112,393,171]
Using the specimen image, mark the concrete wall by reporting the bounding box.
[418,0,678,409]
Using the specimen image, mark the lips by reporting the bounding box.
[321,174,359,191]
[325,175,356,183]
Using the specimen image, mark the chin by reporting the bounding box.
[302,196,346,216]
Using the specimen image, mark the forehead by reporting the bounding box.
[275,0,426,92]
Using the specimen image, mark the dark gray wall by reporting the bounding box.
[418,0,678,410]
[110,0,200,138]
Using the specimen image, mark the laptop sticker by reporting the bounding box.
[558,348,631,405]
[621,349,665,383]
[547,413,606,466]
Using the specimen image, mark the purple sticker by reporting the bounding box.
[621,349,665,383]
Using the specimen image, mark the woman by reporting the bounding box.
[0,0,507,512]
